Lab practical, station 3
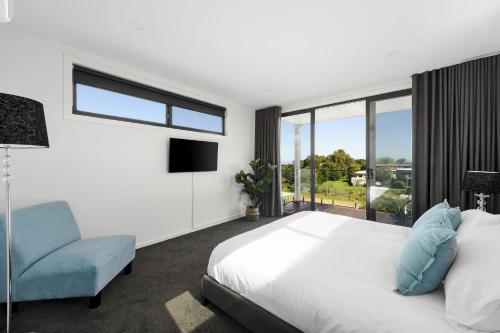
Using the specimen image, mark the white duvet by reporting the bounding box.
[208,211,459,333]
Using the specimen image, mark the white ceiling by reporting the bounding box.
[5,0,500,108]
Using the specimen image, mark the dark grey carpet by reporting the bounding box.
[2,216,278,333]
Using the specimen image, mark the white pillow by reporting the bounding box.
[457,210,500,241]
[445,224,500,332]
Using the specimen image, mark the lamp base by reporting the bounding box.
[474,193,490,211]
[2,147,13,333]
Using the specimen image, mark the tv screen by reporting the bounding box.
[169,138,218,172]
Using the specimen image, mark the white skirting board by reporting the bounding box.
[136,213,244,249]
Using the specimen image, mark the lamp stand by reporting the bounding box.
[474,192,489,212]
[2,147,12,333]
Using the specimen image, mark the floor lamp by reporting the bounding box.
[0,93,49,333]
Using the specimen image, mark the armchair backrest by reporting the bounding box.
[0,201,81,279]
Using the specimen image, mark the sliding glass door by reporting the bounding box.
[280,90,412,225]
[313,101,366,218]
[280,112,312,214]
[367,94,412,225]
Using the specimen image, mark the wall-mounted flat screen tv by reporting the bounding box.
[169,138,218,172]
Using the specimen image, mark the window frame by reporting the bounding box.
[72,65,226,135]
[168,105,226,135]
[281,88,412,218]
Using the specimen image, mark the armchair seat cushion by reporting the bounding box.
[14,235,135,301]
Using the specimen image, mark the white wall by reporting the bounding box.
[0,30,255,248]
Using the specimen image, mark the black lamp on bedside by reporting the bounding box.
[461,171,500,212]
[0,93,49,333]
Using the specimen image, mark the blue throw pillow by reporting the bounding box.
[396,212,457,295]
[444,207,461,230]
[412,200,449,228]
[413,200,462,231]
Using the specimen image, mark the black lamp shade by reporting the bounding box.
[0,93,49,148]
[462,171,500,194]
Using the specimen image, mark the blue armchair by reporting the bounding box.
[0,201,135,308]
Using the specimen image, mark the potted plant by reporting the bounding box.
[235,159,276,221]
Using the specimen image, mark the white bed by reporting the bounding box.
[208,211,459,333]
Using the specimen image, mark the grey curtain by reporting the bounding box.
[255,106,282,217]
[412,54,500,220]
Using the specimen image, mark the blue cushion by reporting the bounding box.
[0,201,81,280]
[443,207,461,230]
[14,235,136,301]
[413,200,462,231]
[396,213,457,295]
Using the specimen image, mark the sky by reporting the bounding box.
[281,109,412,163]
[376,109,412,161]
[76,84,223,132]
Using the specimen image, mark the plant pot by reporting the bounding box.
[246,207,260,221]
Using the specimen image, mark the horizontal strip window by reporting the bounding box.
[73,65,226,134]
[171,106,224,134]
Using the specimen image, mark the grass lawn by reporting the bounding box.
[283,177,367,208]
[328,179,352,188]
[303,194,366,208]
[316,178,366,207]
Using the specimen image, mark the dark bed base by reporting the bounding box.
[201,274,302,333]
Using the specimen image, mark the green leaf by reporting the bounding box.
[235,159,276,207]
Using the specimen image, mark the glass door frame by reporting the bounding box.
[281,88,412,221]
[365,89,412,221]
[281,108,316,211]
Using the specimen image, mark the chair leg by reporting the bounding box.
[200,296,209,306]
[123,261,133,275]
[2,302,18,313]
[89,292,102,309]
